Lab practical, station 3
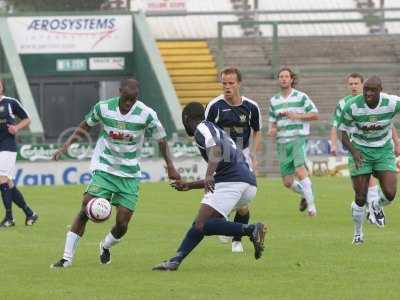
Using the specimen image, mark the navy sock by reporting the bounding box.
[170,223,204,263]
[0,183,13,220]
[11,187,33,217]
[203,218,253,237]
[233,211,250,242]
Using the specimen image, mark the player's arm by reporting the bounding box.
[7,100,31,135]
[249,102,262,170]
[391,126,400,156]
[158,138,180,180]
[267,103,277,137]
[52,121,92,160]
[285,95,319,121]
[146,108,180,180]
[170,180,205,191]
[204,145,222,193]
[338,105,363,168]
[330,103,341,155]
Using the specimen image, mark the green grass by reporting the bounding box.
[1,177,400,300]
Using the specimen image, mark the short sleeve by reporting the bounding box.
[332,101,342,128]
[337,103,354,132]
[268,102,277,123]
[145,109,167,140]
[85,103,102,127]
[250,102,262,131]
[195,122,217,148]
[11,100,29,119]
[205,102,218,122]
[303,95,318,113]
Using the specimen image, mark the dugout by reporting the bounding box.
[0,11,182,141]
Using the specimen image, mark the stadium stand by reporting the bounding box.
[157,40,220,105]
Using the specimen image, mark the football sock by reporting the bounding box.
[171,223,204,263]
[0,183,13,220]
[232,211,250,242]
[351,202,365,237]
[300,177,315,209]
[63,231,81,262]
[11,187,34,217]
[367,185,379,208]
[290,180,305,196]
[102,232,120,249]
[378,188,392,208]
[203,218,254,237]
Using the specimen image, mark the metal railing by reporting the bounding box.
[217,17,400,77]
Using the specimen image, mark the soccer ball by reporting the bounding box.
[85,198,112,223]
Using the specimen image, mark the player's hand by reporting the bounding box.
[330,146,337,156]
[7,124,18,135]
[204,175,215,194]
[170,180,190,191]
[267,127,276,137]
[166,164,181,181]
[395,143,400,157]
[285,111,300,120]
[52,147,67,161]
[351,150,363,169]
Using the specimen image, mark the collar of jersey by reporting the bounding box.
[117,99,138,117]
[221,94,244,107]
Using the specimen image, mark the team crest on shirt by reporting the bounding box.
[369,116,378,122]
[117,121,126,130]
[239,115,246,123]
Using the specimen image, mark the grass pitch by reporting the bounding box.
[1,177,400,300]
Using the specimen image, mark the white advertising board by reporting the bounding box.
[7,15,133,54]
[15,158,207,186]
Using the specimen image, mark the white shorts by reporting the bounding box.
[201,182,257,219]
[0,151,17,179]
[242,147,253,171]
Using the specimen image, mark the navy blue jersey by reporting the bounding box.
[204,95,262,149]
[0,96,29,152]
[194,120,256,186]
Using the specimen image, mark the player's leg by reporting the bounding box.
[350,174,370,245]
[231,205,250,252]
[279,141,307,212]
[153,183,266,270]
[0,151,17,227]
[99,206,133,265]
[293,138,316,216]
[7,180,38,225]
[99,176,138,264]
[366,177,379,225]
[0,176,14,227]
[372,170,397,227]
[51,193,95,268]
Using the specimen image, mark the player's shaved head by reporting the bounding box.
[119,78,139,113]
[182,102,205,136]
[364,75,382,88]
[363,75,382,108]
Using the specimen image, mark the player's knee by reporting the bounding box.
[283,180,292,188]
[237,206,249,215]
[384,190,396,202]
[194,221,205,233]
[78,210,89,221]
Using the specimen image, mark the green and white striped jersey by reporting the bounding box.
[85,97,166,178]
[338,93,400,147]
[332,95,354,128]
[268,89,318,143]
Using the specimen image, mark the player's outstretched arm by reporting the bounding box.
[285,111,319,121]
[170,180,205,191]
[158,138,181,180]
[391,127,400,156]
[52,121,92,161]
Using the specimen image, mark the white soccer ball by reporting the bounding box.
[85,198,112,223]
